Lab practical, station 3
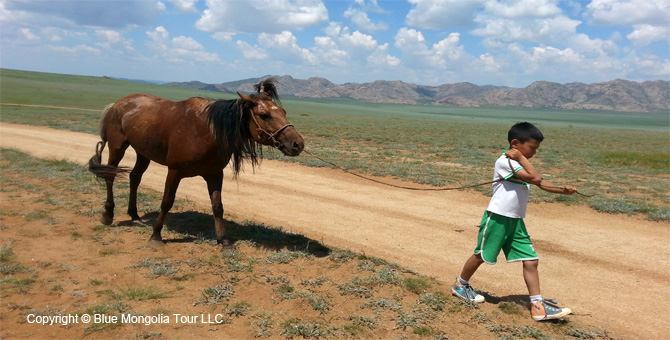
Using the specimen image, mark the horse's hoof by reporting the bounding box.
[147,239,165,249]
[218,239,234,249]
[100,215,113,225]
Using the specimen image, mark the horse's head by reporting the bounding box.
[237,92,304,156]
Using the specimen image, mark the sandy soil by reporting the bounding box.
[1,122,668,339]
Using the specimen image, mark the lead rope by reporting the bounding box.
[303,149,503,191]
[303,149,594,196]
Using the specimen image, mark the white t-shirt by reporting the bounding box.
[486,152,530,218]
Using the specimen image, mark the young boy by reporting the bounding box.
[452,122,576,321]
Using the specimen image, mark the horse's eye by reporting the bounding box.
[259,114,272,121]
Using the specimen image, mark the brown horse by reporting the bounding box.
[88,78,304,247]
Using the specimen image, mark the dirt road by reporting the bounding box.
[1,122,667,339]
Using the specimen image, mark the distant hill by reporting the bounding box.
[164,75,670,113]
[108,76,166,85]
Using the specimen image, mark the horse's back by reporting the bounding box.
[108,94,211,133]
[111,94,210,120]
[103,94,217,166]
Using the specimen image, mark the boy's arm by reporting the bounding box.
[504,149,577,195]
[504,149,542,184]
[537,179,577,195]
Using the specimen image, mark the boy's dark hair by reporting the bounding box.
[508,122,544,144]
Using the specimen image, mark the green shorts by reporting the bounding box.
[474,211,539,264]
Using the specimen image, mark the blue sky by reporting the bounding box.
[1,0,668,87]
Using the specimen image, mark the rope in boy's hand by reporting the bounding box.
[506,157,594,197]
[304,149,503,191]
[304,149,594,196]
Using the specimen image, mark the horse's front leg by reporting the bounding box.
[203,173,231,247]
[149,169,183,247]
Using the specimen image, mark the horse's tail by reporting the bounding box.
[88,104,129,179]
[88,141,128,180]
[98,103,114,141]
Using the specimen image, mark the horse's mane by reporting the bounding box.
[206,77,281,177]
[254,77,281,106]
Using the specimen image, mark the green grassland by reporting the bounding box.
[1,68,668,221]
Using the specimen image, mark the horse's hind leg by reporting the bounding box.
[203,173,231,247]
[149,169,183,246]
[101,142,128,225]
[127,154,150,221]
[101,177,115,225]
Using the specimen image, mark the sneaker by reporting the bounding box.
[451,282,485,303]
[531,299,572,321]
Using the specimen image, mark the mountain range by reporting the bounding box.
[164,76,669,113]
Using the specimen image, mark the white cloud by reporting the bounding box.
[338,30,379,51]
[95,29,134,51]
[146,26,221,63]
[394,27,428,52]
[367,43,401,67]
[196,0,328,33]
[628,54,670,78]
[39,27,87,43]
[235,40,269,60]
[627,24,670,46]
[19,28,39,41]
[312,36,349,66]
[433,33,467,62]
[473,16,581,43]
[146,26,170,51]
[483,0,562,18]
[172,35,204,50]
[96,30,123,44]
[258,31,318,65]
[171,40,221,63]
[49,44,101,55]
[212,32,235,43]
[406,0,483,29]
[150,26,169,40]
[499,43,583,78]
[2,0,162,28]
[497,42,638,84]
[309,23,398,68]
[475,53,501,73]
[343,8,387,32]
[394,28,470,70]
[166,0,198,13]
[568,33,619,58]
[324,22,344,37]
[528,46,582,64]
[585,0,670,26]
[0,0,666,88]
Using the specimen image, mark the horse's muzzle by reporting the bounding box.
[280,136,304,156]
[277,127,304,156]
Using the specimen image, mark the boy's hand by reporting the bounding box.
[562,185,577,195]
[505,149,524,161]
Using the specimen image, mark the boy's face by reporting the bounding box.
[511,138,541,159]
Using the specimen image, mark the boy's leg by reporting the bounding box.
[522,259,541,296]
[460,253,484,281]
[452,254,485,303]
[453,211,509,303]
[523,259,571,321]
[506,220,571,321]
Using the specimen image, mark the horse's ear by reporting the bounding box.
[237,92,254,103]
